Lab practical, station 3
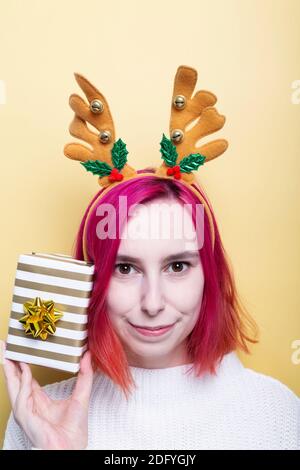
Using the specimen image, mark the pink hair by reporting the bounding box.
[73,169,258,397]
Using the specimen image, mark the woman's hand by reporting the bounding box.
[1,341,94,450]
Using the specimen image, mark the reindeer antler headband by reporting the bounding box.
[63,65,228,261]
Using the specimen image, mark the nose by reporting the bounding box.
[140,272,166,317]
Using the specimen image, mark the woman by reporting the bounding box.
[2,171,300,450]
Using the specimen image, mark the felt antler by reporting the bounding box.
[169,65,228,161]
[156,65,228,184]
[64,73,136,187]
[64,73,116,163]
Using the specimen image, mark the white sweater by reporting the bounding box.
[2,352,300,450]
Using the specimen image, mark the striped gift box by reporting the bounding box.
[4,252,94,373]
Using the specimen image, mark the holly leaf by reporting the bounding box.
[179,153,206,173]
[159,134,178,167]
[111,138,128,170]
[80,160,112,177]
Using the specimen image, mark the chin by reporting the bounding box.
[126,343,170,356]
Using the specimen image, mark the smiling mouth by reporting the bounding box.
[129,322,176,330]
[128,321,176,337]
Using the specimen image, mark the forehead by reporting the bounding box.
[118,198,200,259]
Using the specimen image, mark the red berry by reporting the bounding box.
[109,168,121,182]
[174,172,181,180]
[109,168,123,182]
[174,165,180,172]
[167,167,174,176]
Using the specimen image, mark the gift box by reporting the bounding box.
[4,252,94,373]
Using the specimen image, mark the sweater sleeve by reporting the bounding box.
[2,411,32,450]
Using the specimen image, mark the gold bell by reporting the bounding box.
[99,130,112,143]
[173,95,186,110]
[171,129,184,143]
[90,99,104,114]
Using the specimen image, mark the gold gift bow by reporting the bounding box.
[19,297,63,340]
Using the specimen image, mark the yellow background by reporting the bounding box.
[0,0,299,447]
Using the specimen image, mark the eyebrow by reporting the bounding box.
[115,250,200,264]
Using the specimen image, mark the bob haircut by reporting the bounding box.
[73,168,258,398]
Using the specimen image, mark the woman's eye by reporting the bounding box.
[114,263,137,275]
[114,261,191,276]
[166,261,190,274]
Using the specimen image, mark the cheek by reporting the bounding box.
[106,279,140,316]
[166,269,204,313]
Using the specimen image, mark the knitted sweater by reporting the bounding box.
[2,352,300,450]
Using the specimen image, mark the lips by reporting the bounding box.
[128,321,176,337]
[129,322,175,330]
